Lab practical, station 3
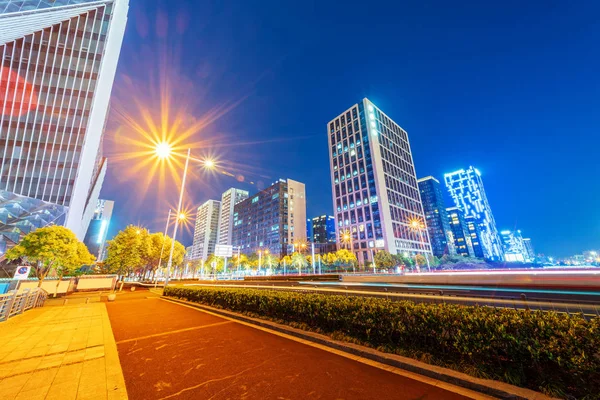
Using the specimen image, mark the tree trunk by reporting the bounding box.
[54,276,61,298]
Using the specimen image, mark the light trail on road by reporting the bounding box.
[184,283,600,318]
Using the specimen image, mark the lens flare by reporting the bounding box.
[155,142,172,159]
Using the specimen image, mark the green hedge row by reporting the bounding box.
[164,286,600,399]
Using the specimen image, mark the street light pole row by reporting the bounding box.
[156,144,214,288]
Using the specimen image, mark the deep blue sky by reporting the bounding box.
[101,0,600,257]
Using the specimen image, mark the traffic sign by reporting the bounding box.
[13,266,31,280]
[214,244,233,257]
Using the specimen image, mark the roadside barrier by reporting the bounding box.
[0,288,48,322]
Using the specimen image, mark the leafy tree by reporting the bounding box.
[145,232,185,280]
[247,253,260,271]
[335,249,357,272]
[5,225,95,287]
[206,254,224,274]
[232,254,249,272]
[280,255,292,273]
[263,253,278,271]
[415,254,427,269]
[291,252,308,274]
[320,252,338,272]
[52,241,95,295]
[105,225,152,278]
[374,250,395,270]
[393,253,414,269]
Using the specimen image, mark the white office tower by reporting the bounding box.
[327,98,431,265]
[0,0,129,255]
[217,188,248,245]
[191,200,221,261]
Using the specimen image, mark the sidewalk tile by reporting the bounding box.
[45,380,78,400]
[20,368,58,392]
[54,363,83,384]
[14,384,50,400]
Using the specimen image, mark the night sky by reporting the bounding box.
[101,0,600,257]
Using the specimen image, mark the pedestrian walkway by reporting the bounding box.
[0,302,127,400]
[107,293,477,400]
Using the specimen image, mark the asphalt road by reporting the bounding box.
[106,291,472,400]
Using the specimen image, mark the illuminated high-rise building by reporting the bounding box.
[444,167,503,261]
[83,199,113,260]
[217,188,248,246]
[500,229,529,262]
[328,98,431,265]
[523,238,535,261]
[417,176,454,257]
[446,207,474,257]
[465,216,484,258]
[191,200,221,261]
[309,215,336,244]
[0,0,129,253]
[232,179,306,257]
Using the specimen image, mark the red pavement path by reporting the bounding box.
[106,291,472,400]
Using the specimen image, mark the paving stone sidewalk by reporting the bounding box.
[0,302,127,400]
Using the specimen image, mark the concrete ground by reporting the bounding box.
[0,302,127,400]
[106,291,476,400]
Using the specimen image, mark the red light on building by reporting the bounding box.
[0,67,38,117]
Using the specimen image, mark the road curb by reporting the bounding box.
[162,296,554,400]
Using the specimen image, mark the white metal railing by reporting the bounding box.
[0,288,48,322]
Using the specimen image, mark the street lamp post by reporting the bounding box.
[370,249,376,274]
[311,242,315,274]
[341,231,355,273]
[155,209,171,288]
[258,250,262,275]
[418,228,431,271]
[410,219,431,272]
[165,149,191,288]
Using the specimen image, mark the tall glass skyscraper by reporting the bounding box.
[444,167,503,261]
[309,215,336,244]
[328,98,431,265]
[0,0,129,254]
[417,176,454,257]
[500,229,530,262]
[446,206,474,257]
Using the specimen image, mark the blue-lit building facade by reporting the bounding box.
[465,216,484,258]
[446,207,474,257]
[232,179,306,257]
[500,229,531,262]
[83,200,114,261]
[308,215,337,254]
[309,215,336,244]
[444,167,503,261]
[417,176,454,257]
[327,98,431,265]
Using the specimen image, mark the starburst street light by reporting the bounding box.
[155,142,172,159]
[408,218,430,270]
[153,143,217,287]
[340,230,353,251]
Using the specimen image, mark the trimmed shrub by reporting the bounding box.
[165,286,600,399]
